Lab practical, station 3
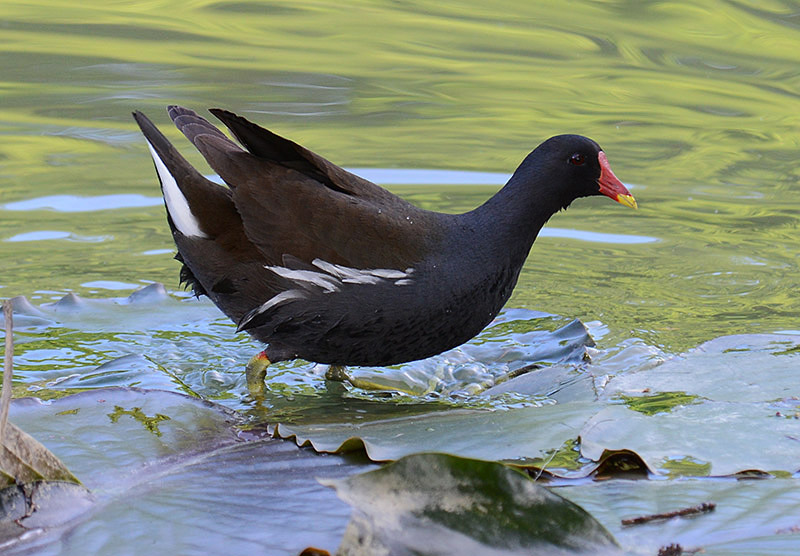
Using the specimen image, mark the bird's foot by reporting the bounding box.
[324,364,351,383]
[245,351,270,397]
[323,365,399,392]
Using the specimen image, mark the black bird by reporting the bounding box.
[133,106,636,396]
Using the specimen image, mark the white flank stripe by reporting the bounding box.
[146,142,208,239]
[342,275,382,285]
[266,266,340,293]
[311,259,354,280]
[367,268,408,279]
[311,259,413,285]
[254,290,306,316]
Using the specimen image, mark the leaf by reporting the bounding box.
[583,333,800,475]
[601,333,800,403]
[344,315,595,396]
[2,388,368,555]
[1,300,79,488]
[0,421,80,487]
[558,475,800,554]
[273,401,598,467]
[580,402,800,476]
[325,453,620,556]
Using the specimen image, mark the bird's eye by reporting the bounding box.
[569,153,586,166]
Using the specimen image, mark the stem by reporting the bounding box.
[622,502,716,526]
[1,301,13,445]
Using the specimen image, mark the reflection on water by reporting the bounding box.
[1,0,800,355]
[539,228,658,244]
[2,194,162,212]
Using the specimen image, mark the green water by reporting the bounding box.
[3,0,800,356]
[3,2,800,553]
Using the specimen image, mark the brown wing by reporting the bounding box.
[173,107,444,269]
[209,108,402,203]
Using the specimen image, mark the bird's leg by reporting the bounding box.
[324,364,410,392]
[325,364,351,382]
[245,351,271,397]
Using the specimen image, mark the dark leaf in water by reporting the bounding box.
[325,452,620,556]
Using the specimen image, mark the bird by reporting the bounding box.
[132,106,636,396]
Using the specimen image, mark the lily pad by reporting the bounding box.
[271,331,800,481]
[602,333,800,403]
[2,388,370,555]
[344,314,594,396]
[582,333,800,475]
[558,477,800,554]
[327,453,619,556]
[580,402,800,476]
[8,293,596,414]
[273,400,598,468]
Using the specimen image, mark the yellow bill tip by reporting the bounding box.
[616,193,638,210]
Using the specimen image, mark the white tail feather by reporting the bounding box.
[146,142,208,239]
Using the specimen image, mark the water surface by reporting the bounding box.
[3,0,800,354]
[2,3,800,551]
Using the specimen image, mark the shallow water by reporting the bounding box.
[3,0,800,356]
[2,0,800,553]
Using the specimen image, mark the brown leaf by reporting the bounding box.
[1,301,79,487]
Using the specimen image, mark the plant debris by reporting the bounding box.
[622,502,716,526]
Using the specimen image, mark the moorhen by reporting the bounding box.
[133,106,636,396]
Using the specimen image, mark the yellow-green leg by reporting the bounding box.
[245,351,270,397]
[325,364,351,382]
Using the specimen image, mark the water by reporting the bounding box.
[3,0,800,356]
[2,1,800,552]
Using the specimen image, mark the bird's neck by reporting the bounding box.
[464,170,564,269]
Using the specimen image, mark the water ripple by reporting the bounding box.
[2,194,162,212]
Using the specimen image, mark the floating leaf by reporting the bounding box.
[2,388,367,555]
[602,334,800,403]
[558,476,800,554]
[344,315,595,396]
[583,333,800,475]
[580,402,800,476]
[273,401,598,468]
[1,300,80,489]
[326,453,619,556]
[0,421,80,488]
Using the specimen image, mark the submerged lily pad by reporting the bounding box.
[558,477,800,554]
[273,400,598,468]
[602,334,800,403]
[8,293,596,413]
[583,333,800,476]
[344,314,594,396]
[2,388,369,555]
[327,453,619,556]
[580,402,800,476]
